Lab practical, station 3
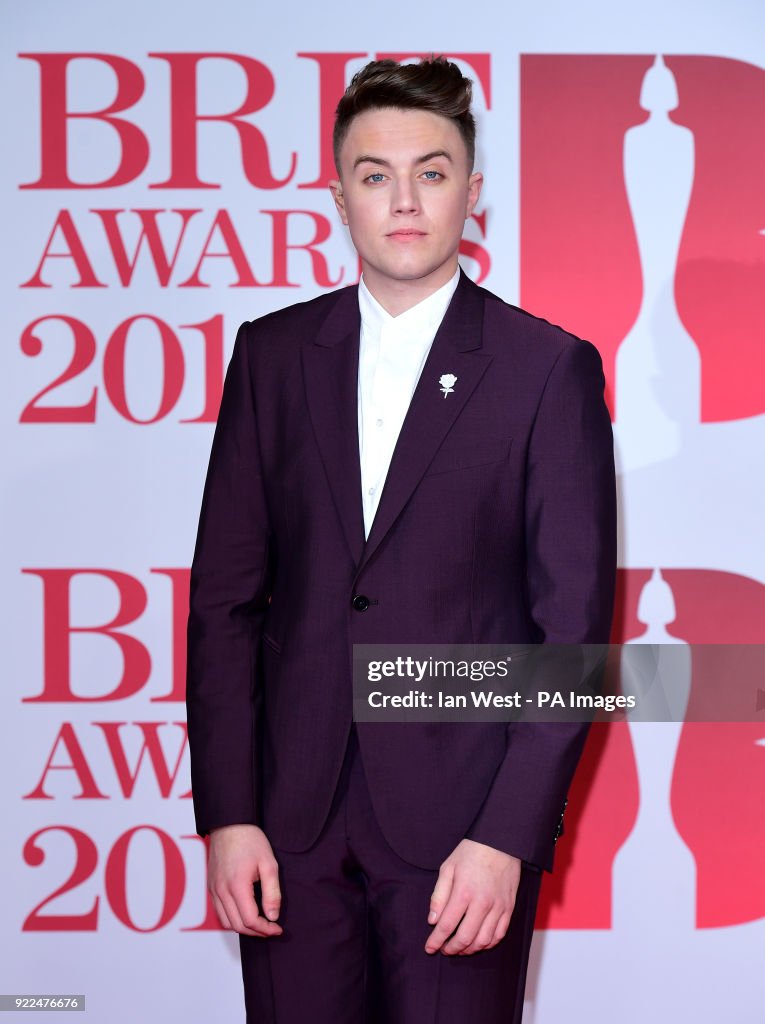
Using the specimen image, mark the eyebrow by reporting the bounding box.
[353,149,454,170]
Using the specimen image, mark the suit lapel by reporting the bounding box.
[301,287,366,568]
[301,271,492,576]
[356,271,492,577]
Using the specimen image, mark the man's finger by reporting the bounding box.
[210,891,232,931]
[490,909,512,949]
[428,862,454,924]
[229,880,283,937]
[425,892,468,954]
[457,908,501,955]
[217,888,258,936]
[441,900,491,956]
[259,859,282,922]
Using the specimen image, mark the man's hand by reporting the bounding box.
[207,824,283,938]
[425,839,521,956]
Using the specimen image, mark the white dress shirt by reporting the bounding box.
[357,267,461,539]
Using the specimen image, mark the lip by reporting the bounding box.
[386,229,427,240]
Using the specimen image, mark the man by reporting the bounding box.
[186,56,616,1023]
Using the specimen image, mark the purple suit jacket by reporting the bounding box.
[186,269,616,872]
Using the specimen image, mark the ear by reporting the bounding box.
[329,179,349,225]
[465,171,484,219]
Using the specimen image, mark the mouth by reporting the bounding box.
[386,229,427,240]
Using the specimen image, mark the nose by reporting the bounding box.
[391,176,420,216]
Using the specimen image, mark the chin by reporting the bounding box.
[373,257,447,284]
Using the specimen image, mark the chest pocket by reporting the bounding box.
[423,436,512,477]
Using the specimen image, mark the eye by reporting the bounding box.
[422,170,443,181]
[365,172,386,184]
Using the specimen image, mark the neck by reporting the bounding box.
[361,259,459,316]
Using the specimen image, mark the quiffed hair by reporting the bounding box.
[333,56,476,173]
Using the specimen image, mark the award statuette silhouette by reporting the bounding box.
[615,55,701,473]
[612,568,695,935]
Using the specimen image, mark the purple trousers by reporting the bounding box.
[239,725,542,1023]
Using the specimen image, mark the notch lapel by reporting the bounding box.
[301,287,366,568]
[354,271,492,579]
[301,273,492,578]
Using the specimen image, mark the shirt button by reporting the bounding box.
[376,418,384,428]
[368,486,376,495]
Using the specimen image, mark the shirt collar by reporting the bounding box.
[358,267,461,342]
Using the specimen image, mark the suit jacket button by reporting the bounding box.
[352,594,370,612]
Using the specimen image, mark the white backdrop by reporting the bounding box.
[3,1,764,1021]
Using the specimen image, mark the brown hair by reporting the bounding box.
[333,56,476,174]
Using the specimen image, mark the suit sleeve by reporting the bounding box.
[185,321,273,838]
[465,337,617,871]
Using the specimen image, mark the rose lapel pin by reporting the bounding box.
[439,373,457,398]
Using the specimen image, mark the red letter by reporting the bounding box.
[297,53,368,187]
[21,210,106,288]
[263,210,343,288]
[95,722,190,798]
[24,723,108,799]
[103,316,186,424]
[150,568,190,701]
[93,208,201,286]
[105,827,185,932]
[19,53,148,189]
[149,53,296,189]
[179,210,259,287]
[22,569,150,702]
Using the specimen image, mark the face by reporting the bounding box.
[329,107,483,302]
